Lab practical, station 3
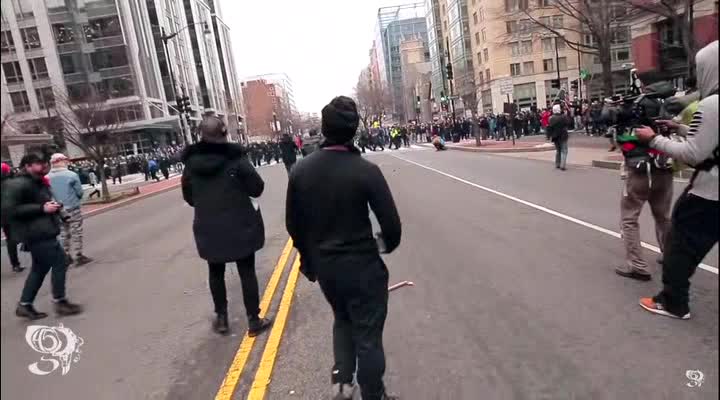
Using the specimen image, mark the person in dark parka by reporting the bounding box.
[286,96,401,400]
[181,116,272,336]
[279,133,298,174]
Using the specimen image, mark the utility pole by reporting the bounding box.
[554,36,562,87]
[161,27,190,145]
[577,47,583,103]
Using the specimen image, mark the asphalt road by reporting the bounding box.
[1,147,717,400]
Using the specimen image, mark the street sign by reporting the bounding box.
[579,69,590,80]
[498,77,513,95]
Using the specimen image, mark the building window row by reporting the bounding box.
[510,40,533,56]
[2,58,48,83]
[542,57,568,72]
[510,61,536,76]
[1,31,15,53]
[52,16,122,45]
[10,91,30,113]
[2,61,23,84]
[28,57,48,80]
[36,87,55,110]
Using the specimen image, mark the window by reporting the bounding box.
[67,83,91,102]
[611,5,627,19]
[557,38,565,49]
[1,31,15,53]
[552,15,563,28]
[558,57,567,71]
[10,91,30,113]
[523,61,535,74]
[53,23,75,44]
[613,48,631,62]
[473,12,478,25]
[478,71,484,85]
[483,48,489,62]
[28,58,48,80]
[36,87,55,110]
[90,46,129,70]
[482,29,487,42]
[485,68,491,81]
[21,27,41,49]
[521,40,532,54]
[505,0,529,12]
[584,34,596,46]
[538,0,551,6]
[477,52,482,65]
[59,54,78,74]
[84,16,122,42]
[540,16,551,27]
[510,42,520,56]
[543,58,555,71]
[475,32,480,44]
[2,61,23,84]
[612,26,630,45]
[479,8,485,22]
[13,0,34,19]
[519,19,532,33]
[95,76,135,99]
[511,63,521,76]
[506,21,518,34]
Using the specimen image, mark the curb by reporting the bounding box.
[419,143,555,153]
[592,160,622,170]
[82,180,182,218]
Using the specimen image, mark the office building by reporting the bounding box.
[375,3,428,122]
[241,73,296,138]
[468,0,583,113]
[1,0,244,164]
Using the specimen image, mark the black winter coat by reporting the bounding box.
[1,173,61,244]
[181,142,265,263]
[547,114,570,142]
[279,135,297,164]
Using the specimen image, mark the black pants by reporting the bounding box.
[656,192,719,315]
[113,175,122,184]
[2,224,20,267]
[161,168,169,180]
[151,171,160,181]
[20,239,67,304]
[318,256,389,400]
[208,254,260,317]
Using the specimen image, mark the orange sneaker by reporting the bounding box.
[639,297,690,320]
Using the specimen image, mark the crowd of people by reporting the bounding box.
[0,40,716,400]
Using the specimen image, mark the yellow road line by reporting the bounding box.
[246,254,302,400]
[214,238,294,400]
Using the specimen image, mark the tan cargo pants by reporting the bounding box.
[619,166,673,273]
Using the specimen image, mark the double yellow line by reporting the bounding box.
[214,238,302,400]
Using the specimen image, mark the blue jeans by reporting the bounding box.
[20,239,67,304]
[554,139,568,169]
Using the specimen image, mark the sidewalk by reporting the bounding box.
[495,145,621,167]
[81,175,183,217]
[430,138,555,153]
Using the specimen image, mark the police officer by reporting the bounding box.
[286,96,401,400]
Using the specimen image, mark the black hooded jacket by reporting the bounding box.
[1,173,60,243]
[279,134,297,163]
[181,142,265,263]
[286,143,401,280]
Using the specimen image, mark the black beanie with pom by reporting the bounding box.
[321,96,359,144]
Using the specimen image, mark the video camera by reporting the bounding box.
[615,81,677,135]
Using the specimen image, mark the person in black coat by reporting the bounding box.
[1,154,83,320]
[286,96,401,400]
[546,104,570,170]
[279,133,298,174]
[181,116,272,336]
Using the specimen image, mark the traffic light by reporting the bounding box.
[440,91,447,103]
[175,97,184,113]
[416,95,421,105]
[570,79,578,91]
[446,63,454,80]
[181,96,191,113]
[551,79,561,89]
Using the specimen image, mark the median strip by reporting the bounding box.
[214,238,295,400]
[246,254,302,400]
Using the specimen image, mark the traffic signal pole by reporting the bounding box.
[161,27,192,146]
[577,47,583,103]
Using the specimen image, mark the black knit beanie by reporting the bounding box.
[321,96,359,144]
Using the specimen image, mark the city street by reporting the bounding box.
[1,148,717,400]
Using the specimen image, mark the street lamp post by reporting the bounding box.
[158,22,211,145]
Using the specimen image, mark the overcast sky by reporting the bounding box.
[219,0,413,114]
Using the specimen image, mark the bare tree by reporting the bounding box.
[52,90,126,200]
[505,0,634,96]
[354,71,392,130]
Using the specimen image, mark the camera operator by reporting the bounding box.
[634,40,718,320]
[1,154,83,320]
